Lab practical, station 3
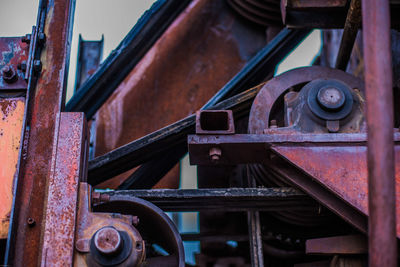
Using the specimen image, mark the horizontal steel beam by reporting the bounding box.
[188,132,400,165]
[100,187,313,212]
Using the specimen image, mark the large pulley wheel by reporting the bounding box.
[247,66,364,227]
[248,66,364,133]
[94,196,185,267]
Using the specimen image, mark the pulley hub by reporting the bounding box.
[306,79,354,121]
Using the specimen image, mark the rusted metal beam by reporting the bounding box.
[115,28,310,190]
[66,0,191,119]
[40,113,87,266]
[361,0,397,266]
[102,187,312,211]
[88,83,261,186]
[306,235,367,255]
[74,34,103,91]
[335,0,361,70]
[4,0,76,265]
[188,132,400,165]
[88,29,310,186]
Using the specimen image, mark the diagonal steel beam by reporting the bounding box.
[65,0,191,119]
[88,29,311,187]
[89,82,261,186]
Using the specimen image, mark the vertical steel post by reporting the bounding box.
[361,0,397,266]
[5,0,76,265]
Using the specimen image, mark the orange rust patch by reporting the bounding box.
[0,97,25,238]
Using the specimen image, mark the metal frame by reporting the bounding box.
[5,0,76,265]
[1,0,398,266]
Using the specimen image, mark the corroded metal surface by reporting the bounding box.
[94,193,185,266]
[248,66,364,134]
[40,112,87,266]
[196,110,235,135]
[0,97,25,239]
[0,37,29,90]
[6,0,76,265]
[362,0,397,265]
[74,35,103,91]
[89,84,262,186]
[74,183,145,266]
[105,187,313,212]
[335,0,361,71]
[94,0,267,188]
[306,235,367,255]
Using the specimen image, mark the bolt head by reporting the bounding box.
[18,61,27,71]
[2,65,11,75]
[38,32,46,45]
[94,227,122,256]
[132,216,140,226]
[2,65,17,83]
[317,87,345,111]
[209,147,222,163]
[269,119,278,128]
[22,34,31,44]
[33,60,42,73]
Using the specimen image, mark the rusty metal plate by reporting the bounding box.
[94,0,268,188]
[0,97,25,239]
[40,112,87,266]
[272,143,400,238]
[0,37,29,90]
[6,0,76,265]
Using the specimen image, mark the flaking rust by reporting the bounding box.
[0,97,25,238]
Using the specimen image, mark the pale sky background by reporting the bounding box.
[0,1,321,264]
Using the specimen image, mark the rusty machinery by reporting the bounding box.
[1,0,400,266]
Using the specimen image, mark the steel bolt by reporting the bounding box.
[38,32,46,45]
[18,61,27,71]
[2,66,12,75]
[132,216,140,227]
[92,192,110,204]
[94,226,123,256]
[2,65,17,83]
[21,34,31,44]
[209,147,222,163]
[33,60,42,73]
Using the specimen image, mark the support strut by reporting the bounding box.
[360,0,395,265]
